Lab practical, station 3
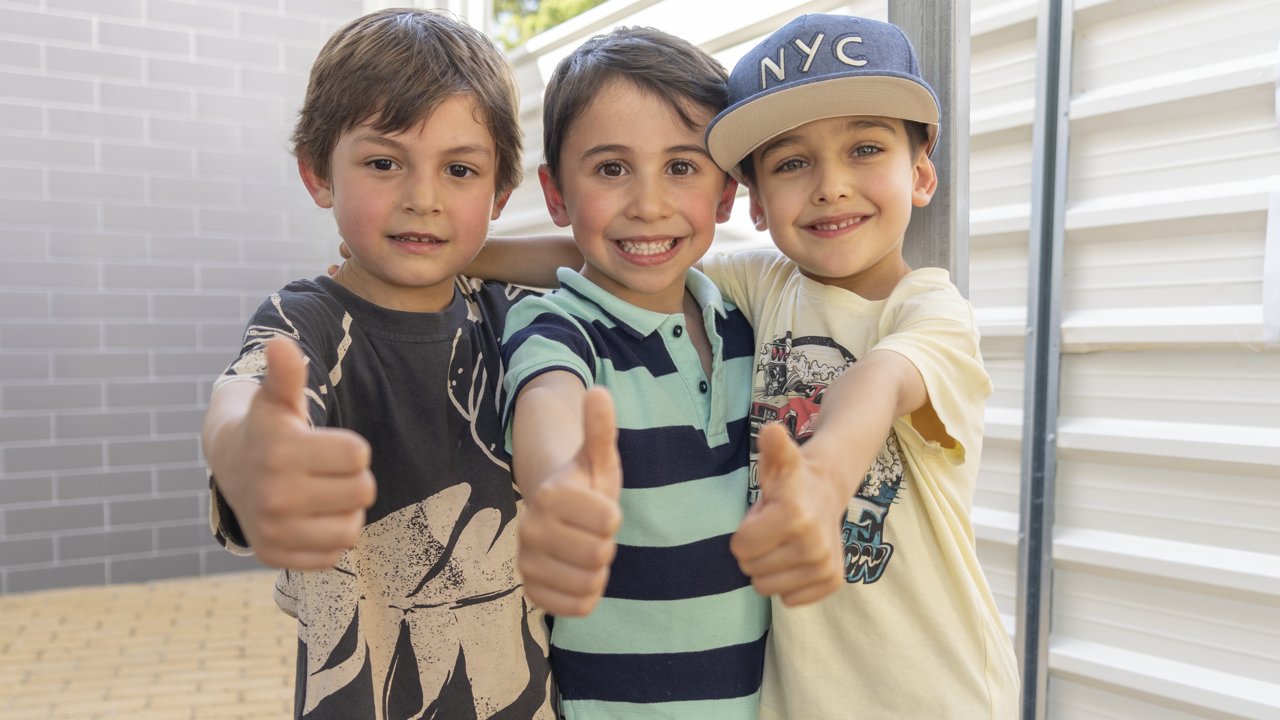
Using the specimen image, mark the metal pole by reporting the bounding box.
[889,0,970,296]
[1017,0,1071,718]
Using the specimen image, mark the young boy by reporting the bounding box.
[200,10,553,719]
[501,27,768,719]
[701,13,1020,719]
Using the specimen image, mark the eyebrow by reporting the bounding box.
[351,134,492,157]
[847,118,897,132]
[756,118,899,162]
[580,143,714,160]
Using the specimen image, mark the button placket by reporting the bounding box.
[664,316,712,426]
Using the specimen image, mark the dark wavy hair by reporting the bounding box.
[541,26,728,179]
[291,9,523,195]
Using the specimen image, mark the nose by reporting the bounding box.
[626,174,673,221]
[402,171,441,215]
[812,164,853,205]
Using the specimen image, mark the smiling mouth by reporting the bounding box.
[616,237,677,256]
[808,216,866,232]
[390,234,444,244]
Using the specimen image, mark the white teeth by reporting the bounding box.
[618,238,676,256]
[813,218,860,231]
[393,235,441,243]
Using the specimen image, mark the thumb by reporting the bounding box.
[755,422,802,504]
[580,386,622,499]
[259,336,309,421]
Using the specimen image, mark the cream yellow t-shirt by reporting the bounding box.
[703,250,1019,720]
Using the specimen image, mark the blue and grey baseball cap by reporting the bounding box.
[706,14,940,176]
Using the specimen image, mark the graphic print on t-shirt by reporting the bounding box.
[748,331,905,585]
[219,278,550,719]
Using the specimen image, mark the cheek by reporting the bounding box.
[456,196,494,228]
[567,199,606,232]
[882,170,917,204]
[333,184,382,218]
[760,191,798,223]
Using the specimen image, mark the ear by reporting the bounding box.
[537,164,572,227]
[747,186,769,232]
[715,177,738,224]
[912,152,937,208]
[298,156,333,209]
[491,188,513,221]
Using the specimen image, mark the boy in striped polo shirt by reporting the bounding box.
[501,27,767,720]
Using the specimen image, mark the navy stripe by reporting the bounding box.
[617,417,750,489]
[552,633,767,703]
[560,284,643,340]
[502,312,595,371]
[717,307,757,361]
[604,534,750,601]
[509,308,681,376]
[586,318,678,375]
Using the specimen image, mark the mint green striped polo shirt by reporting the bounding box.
[502,268,768,720]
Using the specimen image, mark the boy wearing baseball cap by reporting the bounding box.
[702,14,1020,719]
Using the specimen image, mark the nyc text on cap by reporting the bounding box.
[706,14,940,174]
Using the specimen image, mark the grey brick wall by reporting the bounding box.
[0,0,366,593]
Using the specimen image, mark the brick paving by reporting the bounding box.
[0,571,295,719]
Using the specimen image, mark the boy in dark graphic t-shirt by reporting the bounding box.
[201,9,554,718]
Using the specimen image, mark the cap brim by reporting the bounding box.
[707,75,940,176]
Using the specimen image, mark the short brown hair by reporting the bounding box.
[541,27,728,180]
[292,9,522,195]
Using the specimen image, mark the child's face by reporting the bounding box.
[540,79,736,314]
[299,93,508,312]
[747,115,936,300]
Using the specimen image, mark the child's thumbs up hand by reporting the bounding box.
[518,387,623,617]
[209,337,376,570]
[731,422,845,606]
[579,386,623,500]
[256,334,310,419]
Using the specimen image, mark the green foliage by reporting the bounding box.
[493,0,608,50]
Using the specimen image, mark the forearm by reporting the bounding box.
[511,372,588,494]
[201,381,258,478]
[468,235,581,287]
[202,381,260,547]
[804,350,927,499]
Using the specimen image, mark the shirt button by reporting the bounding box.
[673,325,683,337]
[699,380,708,393]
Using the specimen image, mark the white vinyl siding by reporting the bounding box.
[970,0,1280,717]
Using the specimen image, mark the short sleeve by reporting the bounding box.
[871,271,991,462]
[499,294,597,447]
[215,287,337,428]
[457,275,541,343]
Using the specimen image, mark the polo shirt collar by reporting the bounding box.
[556,266,727,339]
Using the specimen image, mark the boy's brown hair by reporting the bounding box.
[292,8,523,194]
[541,26,728,180]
